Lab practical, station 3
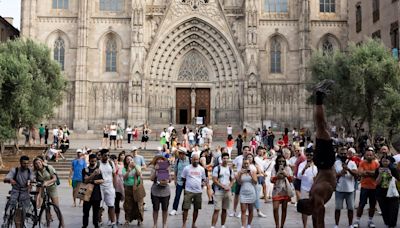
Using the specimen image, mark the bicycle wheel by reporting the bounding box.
[2,199,11,226]
[38,203,62,228]
[2,206,16,228]
[24,199,38,228]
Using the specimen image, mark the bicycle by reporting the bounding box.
[2,189,39,228]
[35,182,63,228]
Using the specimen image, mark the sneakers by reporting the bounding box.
[333,225,339,228]
[368,221,376,228]
[353,221,360,228]
[169,209,177,216]
[313,79,335,95]
[221,226,226,228]
[228,212,235,217]
[236,212,241,218]
[257,211,266,218]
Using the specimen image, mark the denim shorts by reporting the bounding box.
[335,191,355,210]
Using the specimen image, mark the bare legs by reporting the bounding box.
[182,209,198,228]
[240,203,254,227]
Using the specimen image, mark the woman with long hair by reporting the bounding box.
[226,135,234,159]
[150,155,171,228]
[375,155,399,228]
[271,155,294,228]
[113,151,125,225]
[246,153,266,217]
[122,155,143,225]
[141,124,151,149]
[238,158,257,228]
[102,125,109,148]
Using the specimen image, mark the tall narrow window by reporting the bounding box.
[356,4,362,33]
[372,30,381,40]
[100,0,124,11]
[106,39,117,72]
[390,22,399,60]
[52,0,68,9]
[270,38,281,73]
[54,38,65,71]
[373,0,380,22]
[264,0,288,13]
[322,40,333,55]
[320,0,335,13]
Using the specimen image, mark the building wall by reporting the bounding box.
[21,0,348,131]
[0,17,19,42]
[348,0,400,52]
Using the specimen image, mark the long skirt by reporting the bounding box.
[123,185,144,223]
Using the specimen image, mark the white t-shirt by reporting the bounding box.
[201,127,208,138]
[109,124,117,136]
[288,156,297,167]
[227,126,233,135]
[191,149,201,158]
[334,160,357,192]
[181,165,206,193]
[167,126,174,134]
[99,161,115,188]
[52,128,58,137]
[188,132,195,141]
[47,148,58,158]
[233,155,244,173]
[160,131,166,138]
[254,156,266,173]
[212,165,234,193]
[393,154,400,164]
[126,127,132,134]
[297,161,318,192]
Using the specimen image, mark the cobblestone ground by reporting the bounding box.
[0,139,391,228]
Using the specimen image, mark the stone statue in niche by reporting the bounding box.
[191,88,196,107]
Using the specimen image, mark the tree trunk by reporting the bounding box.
[0,141,5,169]
[14,128,20,153]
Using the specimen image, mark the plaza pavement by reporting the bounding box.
[0,139,391,227]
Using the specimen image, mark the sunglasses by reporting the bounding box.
[306,153,314,156]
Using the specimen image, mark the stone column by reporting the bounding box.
[128,0,147,126]
[73,0,89,131]
[20,0,37,38]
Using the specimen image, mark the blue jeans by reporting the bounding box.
[172,184,184,211]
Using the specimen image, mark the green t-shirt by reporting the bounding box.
[39,126,45,135]
[122,166,141,186]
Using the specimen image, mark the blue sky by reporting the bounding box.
[0,0,21,29]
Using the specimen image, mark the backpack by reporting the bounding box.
[13,167,32,184]
[212,165,233,192]
[96,160,115,173]
[36,166,60,186]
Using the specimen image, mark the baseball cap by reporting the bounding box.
[76,149,83,153]
[178,148,187,154]
[131,146,138,151]
[367,147,375,152]
[348,148,356,154]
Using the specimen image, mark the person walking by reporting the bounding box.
[211,152,234,228]
[271,155,293,228]
[102,125,109,148]
[113,152,125,225]
[334,147,358,228]
[82,154,104,228]
[98,149,117,227]
[150,155,171,228]
[181,154,206,228]
[126,125,133,144]
[122,155,143,225]
[44,125,49,145]
[109,122,117,150]
[169,148,190,216]
[69,149,87,207]
[353,148,379,228]
[39,124,45,145]
[226,135,234,160]
[375,155,399,228]
[297,148,318,228]
[238,158,258,228]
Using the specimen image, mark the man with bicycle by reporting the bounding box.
[3,156,34,226]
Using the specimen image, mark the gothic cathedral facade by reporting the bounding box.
[21,0,347,131]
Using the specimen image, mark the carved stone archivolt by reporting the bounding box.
[148,19,239,81]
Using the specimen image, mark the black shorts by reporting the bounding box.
[141,136,149,142]
[358,188,377,208]
[234,183,242,195]
[103,133,108,138]
[293,179,301,191]
[314,138,335,170]
[151,194,170,211]
[110,135,116,141]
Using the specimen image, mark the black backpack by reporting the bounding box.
[212,165,233,192]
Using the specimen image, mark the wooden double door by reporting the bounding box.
[176,88,210,125]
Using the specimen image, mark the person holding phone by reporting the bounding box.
[238,159,258,228]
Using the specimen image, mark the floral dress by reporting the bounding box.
[271,166,293,202]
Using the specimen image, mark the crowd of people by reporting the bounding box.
[4,81,400,228]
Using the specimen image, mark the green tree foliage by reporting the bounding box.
[0,38,67,164]
[308,39,400,141]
